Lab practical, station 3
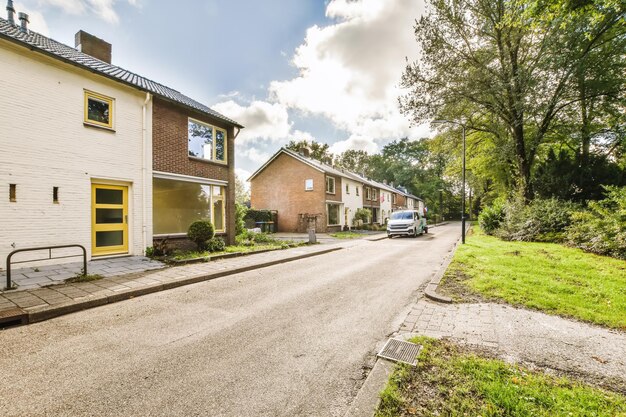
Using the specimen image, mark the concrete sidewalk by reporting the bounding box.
[0,244,343,327]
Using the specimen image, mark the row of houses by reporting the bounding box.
[249,148,425,233]
[0,9,242,265]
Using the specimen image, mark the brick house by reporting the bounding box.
[250,148,361,233]
[0,12,241,267]
[249,148,428,232]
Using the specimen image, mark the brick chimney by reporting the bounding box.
[75,30,111,63]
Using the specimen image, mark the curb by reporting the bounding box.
[343,358,395,417]
[424,224,470,303]
[7,246,343,326]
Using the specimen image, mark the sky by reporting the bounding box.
[14,0,431,181]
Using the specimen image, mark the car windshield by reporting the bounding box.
[390,211,413,220]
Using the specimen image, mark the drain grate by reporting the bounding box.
[377,338,422,366]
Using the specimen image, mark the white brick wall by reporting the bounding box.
[342,178,363,228]
[0,41,152,265]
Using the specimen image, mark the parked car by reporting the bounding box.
[387,210,428,238]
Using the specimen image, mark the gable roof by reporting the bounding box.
[0,18,243,128]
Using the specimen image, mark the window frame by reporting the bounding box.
[152,177,227,236]
[305,179,314,191]
[188,118,228,164]
[327,203,341,226]
[345,184,349,194]
[325,176,336,194]
[84,90,114,129]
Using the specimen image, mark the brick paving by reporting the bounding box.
[0,244,341,324]
[399,299,626,386]
[2,256,165,290]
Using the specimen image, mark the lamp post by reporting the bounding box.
[433,120,466,244]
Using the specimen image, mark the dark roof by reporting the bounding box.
[0,18,243,128]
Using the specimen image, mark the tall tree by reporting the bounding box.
[334,149,372,175]
[400,0,626,200]
[286,139,332,163]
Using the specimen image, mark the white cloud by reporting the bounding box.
[212,100,293,145]
[269,0,426,152]
[329,134,379,155]
[36,0,139,24]
[239,146,271,165]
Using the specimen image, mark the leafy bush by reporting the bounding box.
[251,232,274,243]
[498,198,578,242]
[566,186,626,259]
[354,208,371,224]
[235,203,247,236]
[478,198,505,235]
[187,220,215,251]
[206,237,226,252]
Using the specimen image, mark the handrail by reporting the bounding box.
[5,244,87,290]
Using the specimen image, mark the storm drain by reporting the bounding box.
[377,339,422,366]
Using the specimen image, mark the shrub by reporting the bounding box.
[497,197,577,243]
[478,198,505,235]
[187,220,215,251]
[235,203,247,236]
[206,237,226,252]
[566,186,626,259]
[251,232,274,243]
[354,208,371,224]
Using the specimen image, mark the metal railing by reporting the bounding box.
[5,244,87,290]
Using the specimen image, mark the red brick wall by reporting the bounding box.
[325,174,342,202]
[251,153,326,232]
[152,98,236,244]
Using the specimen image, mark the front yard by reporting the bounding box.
[440,228,626,330]
[375,337,626,417]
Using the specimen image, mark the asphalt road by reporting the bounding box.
[0,223,461,417]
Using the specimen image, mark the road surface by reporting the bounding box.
[0,223,461,417]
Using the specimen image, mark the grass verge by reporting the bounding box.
[170,241,302,261]
[440,228,626,330]
[375,337,626,417]
[329,231,366,239]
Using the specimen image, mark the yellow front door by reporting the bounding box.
[91,184,128,256]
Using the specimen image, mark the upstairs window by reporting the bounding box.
[326,176,335,194]
[366,187,372,200]
[188,118,227,163]
[84,90,114,129]
[345,184,349,194]
[305,179,314,191]
[356,187,359,196]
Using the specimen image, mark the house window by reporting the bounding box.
[365,187,371,200]
[372,189,377,201]
[345,184,349,194]
[188,118,227,163]
[84,90,114,129]
[327,203,340,226]
[153,177,226,235]
[392,194,396,204]
[305,179,313,191]
[53,187,59,203]
[326,176,335,194]
[9,184,16,202]
[356,187,359,196]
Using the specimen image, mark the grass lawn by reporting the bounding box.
[440,227,626,330]
[329,231,367,239]
[375,337,626,417]
[171,242,300,261]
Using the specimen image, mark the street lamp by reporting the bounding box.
[433,120,466,244]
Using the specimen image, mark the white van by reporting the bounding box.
[387,210,428,238]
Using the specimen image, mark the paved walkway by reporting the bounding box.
[399,300,626,389]
[1,256,165,290]
[0,244,342,326]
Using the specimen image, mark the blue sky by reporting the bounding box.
[16,0,430,180]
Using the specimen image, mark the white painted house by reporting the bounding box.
[0,12,241,271]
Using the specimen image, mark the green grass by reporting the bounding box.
[375,337,626,417]
[170,241,301,261]
[329,231,366,239]
[441,227,626,330]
